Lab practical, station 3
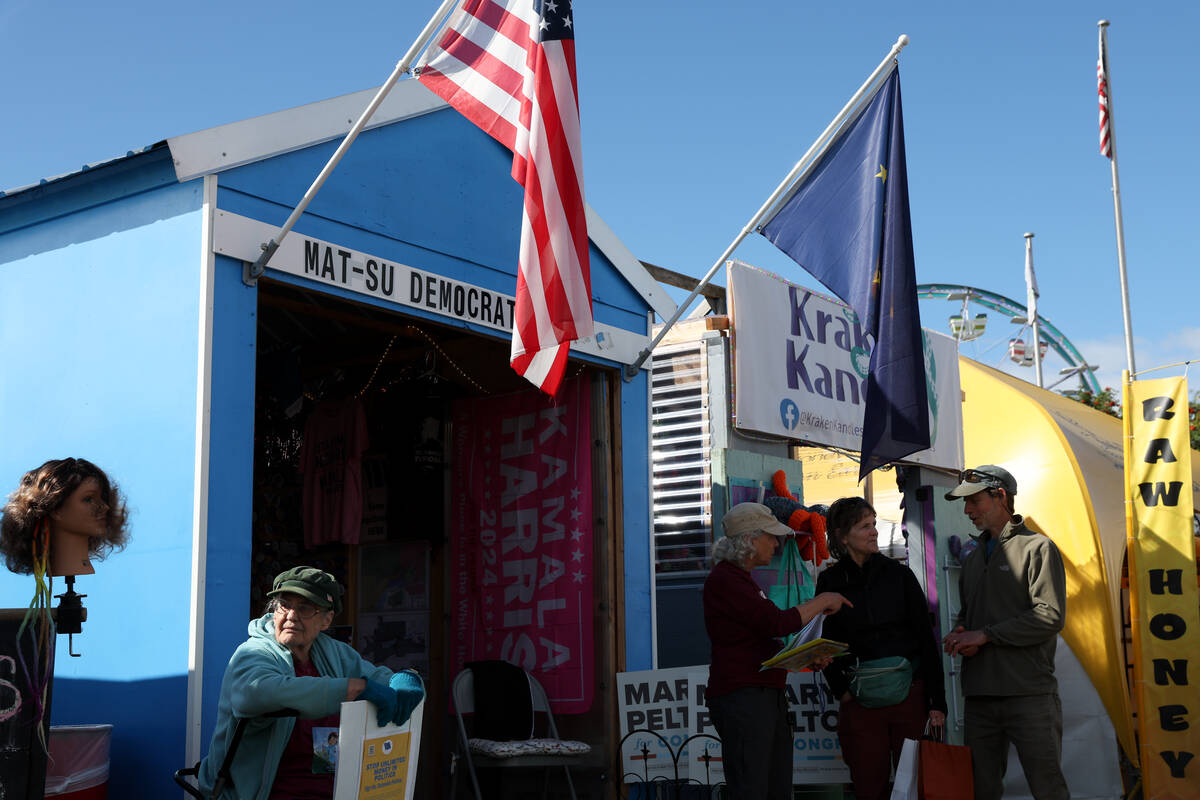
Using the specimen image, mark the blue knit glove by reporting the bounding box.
[389,671,425,726]
[763,495,803,524]
[359,679,398,727]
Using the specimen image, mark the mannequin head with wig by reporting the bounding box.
[1,458,129,576]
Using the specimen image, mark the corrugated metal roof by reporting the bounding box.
[0,143,163,198]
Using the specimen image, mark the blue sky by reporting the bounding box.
[3,0,1196,392]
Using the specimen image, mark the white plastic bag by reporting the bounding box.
[890,736,920,800]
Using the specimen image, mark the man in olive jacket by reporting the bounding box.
[942,465,1069,800]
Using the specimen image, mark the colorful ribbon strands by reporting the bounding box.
[9,519,54,751]
[1122,376,1200,797]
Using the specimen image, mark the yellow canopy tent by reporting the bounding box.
[959,357,1200,765]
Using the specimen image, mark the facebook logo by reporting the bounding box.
[780,399,800,431]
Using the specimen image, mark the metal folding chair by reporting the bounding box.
[450,667,588,800]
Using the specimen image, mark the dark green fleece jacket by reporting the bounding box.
[955,516,1066,697]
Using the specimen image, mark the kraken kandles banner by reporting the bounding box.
[727,260,963,471]
[1123,376,1200,796]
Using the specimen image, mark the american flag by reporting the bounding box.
[417,0,592,395]
[1097,32,1113,158]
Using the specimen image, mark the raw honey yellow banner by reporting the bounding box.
[1124,375,1200,797]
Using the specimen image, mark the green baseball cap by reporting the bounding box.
[268,566,344,614]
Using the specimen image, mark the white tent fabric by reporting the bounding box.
[1002,636,1122,799]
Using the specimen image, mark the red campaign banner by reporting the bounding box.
[450,377,594,713]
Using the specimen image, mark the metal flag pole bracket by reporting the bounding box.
[243,242,277,286]
[1130,359,1198,379]
[242,0,459,287]
[623,34,910,381]
[54,575,87,657]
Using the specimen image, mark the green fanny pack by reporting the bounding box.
[848,656,914,708]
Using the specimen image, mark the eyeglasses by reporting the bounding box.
[274,597,324,619]
[958,469,1003,489]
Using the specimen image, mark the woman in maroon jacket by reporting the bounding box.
[816,497,947,800]
[703,502,850,800]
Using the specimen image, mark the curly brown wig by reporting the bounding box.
[0,458,130,574]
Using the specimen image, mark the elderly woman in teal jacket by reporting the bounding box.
[198,567,424,799]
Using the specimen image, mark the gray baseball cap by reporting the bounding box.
[944,465,1017,500]
[722,502,793,538]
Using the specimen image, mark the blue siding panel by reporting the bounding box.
[216,110,646,337]
[199,254,260,745]
[620,369,654,670]
[223,109,516,269]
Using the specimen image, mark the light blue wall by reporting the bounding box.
[0,166,203,798]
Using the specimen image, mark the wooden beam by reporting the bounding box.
[640,260,725,301]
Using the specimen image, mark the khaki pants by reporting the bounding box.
[965,694,1070,800]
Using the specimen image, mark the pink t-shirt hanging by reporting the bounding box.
[300,398,369,546]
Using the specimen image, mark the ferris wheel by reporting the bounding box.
[917,283,1101,394]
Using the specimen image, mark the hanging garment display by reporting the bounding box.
[300,398,370,547]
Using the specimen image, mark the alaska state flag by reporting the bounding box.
[760,67,928,478]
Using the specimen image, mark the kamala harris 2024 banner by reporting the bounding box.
[450,376,594,712]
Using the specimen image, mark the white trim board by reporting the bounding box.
[185,173,218,766]
[166,80,445,184]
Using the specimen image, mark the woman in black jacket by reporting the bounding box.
[815,497,946,800]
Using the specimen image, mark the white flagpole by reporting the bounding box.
[1024,232,1043,387]
[244,0,460,284]
[1099,19,1136,374]
[624,34,910,379]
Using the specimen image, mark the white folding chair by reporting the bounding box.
[450,667,589,800]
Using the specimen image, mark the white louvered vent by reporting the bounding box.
[650,340,712,579]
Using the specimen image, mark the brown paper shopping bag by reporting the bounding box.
[917,738,973,800]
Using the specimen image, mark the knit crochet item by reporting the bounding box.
[767,470,830,564]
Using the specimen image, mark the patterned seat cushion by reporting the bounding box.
[468,737,591,758]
